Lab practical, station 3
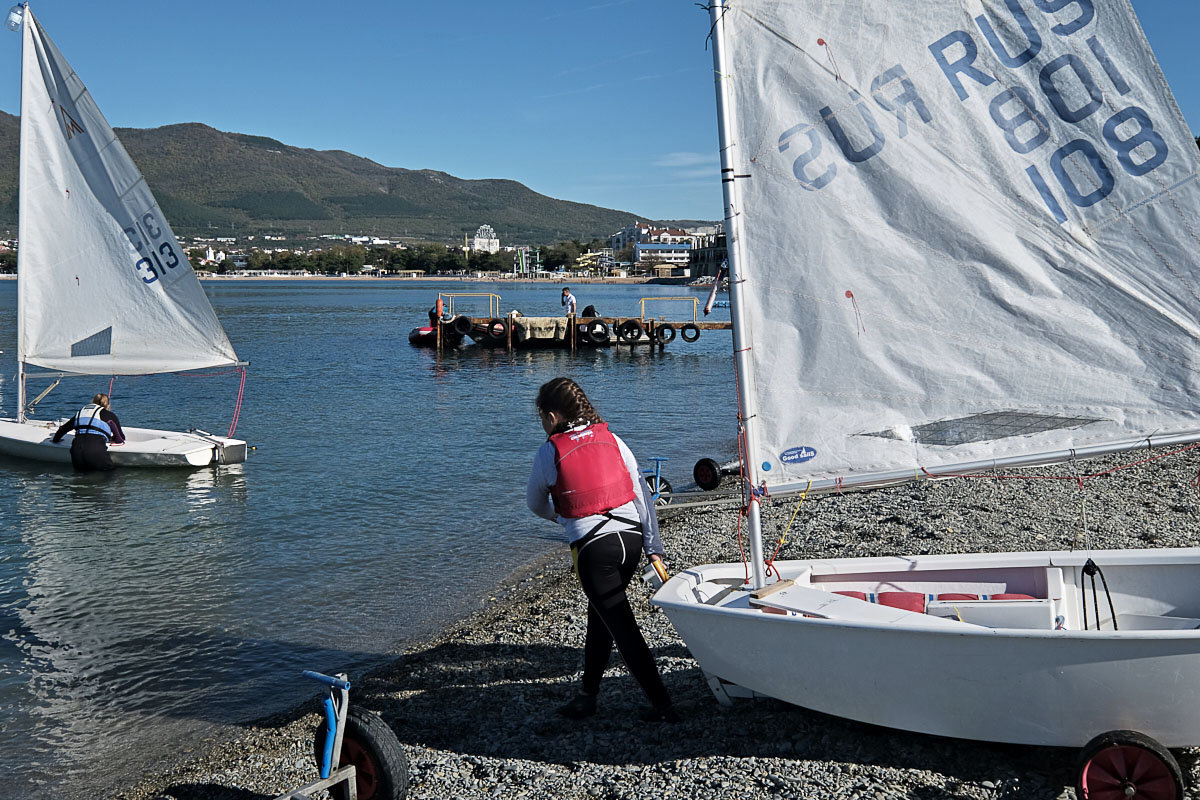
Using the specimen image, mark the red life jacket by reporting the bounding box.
[548,422,636,518]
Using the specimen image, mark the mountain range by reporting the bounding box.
[0,111,694,243]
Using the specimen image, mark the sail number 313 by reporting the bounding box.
[123,212,180,284]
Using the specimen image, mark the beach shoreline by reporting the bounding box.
[111,450,1200,800]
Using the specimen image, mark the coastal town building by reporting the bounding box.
[472,224,500,254]
[634,241,692,269]
[688,226,727,278]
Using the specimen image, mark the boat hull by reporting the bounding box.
[652,549,1200,747]
[0,418,247,467]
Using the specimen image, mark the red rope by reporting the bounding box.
[227,366,247,438]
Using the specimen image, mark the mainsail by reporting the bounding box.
[716,0,1200,496]
[16,6,238,375]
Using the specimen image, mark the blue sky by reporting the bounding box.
[0,1,1196,223]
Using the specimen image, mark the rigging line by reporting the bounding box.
[227,366,247,438]
[769,480,811,563]
[697,1,727,51]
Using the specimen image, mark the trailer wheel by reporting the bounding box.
[585,319,609,344]
[680,323,701,342]
[313,706,409,800]
[1075,729,1182,800]
[647,475,672,506]
[693,457,723,491]
[617,320,644,342]
[654,325,676,343]
[452,315,473,336]
[485,318,508,342]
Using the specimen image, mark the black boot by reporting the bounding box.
[556,693,597,720]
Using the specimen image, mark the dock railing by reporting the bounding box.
[639,296,699,322]
[440,292,502,318]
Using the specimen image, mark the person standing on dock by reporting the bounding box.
[561,287,577,315]
[52,392,125,472]
[526,377,679,722]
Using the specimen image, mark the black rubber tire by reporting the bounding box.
[585,319,609,345]
[646,475,672,506]
[1075,729,1182,800]
[313,706,410,800]
[617,320,644,342]
[485,318,508,342]
[654,325,676,343]
[693,457,723,491]
[680,323,701,342]
[452,315,473,336]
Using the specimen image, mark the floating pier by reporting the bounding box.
[424,294,732,352]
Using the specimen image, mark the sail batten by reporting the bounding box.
[715,0,1200,491]
[16,7,238,377]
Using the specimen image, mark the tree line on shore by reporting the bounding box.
[188,237,620,276]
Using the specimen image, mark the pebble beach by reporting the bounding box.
[115,449,1200,800]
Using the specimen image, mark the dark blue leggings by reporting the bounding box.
[574,529,670,709]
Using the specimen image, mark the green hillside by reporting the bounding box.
[0,112,678,243]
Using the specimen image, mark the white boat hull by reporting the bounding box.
[0,418,247,467]
[652,549,1200,747]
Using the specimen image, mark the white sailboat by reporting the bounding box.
[0,4,247,467]
[653,0,1200,794]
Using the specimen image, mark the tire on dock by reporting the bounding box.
[617,320,644,342]
[584,319,609,344]
[654,325,676,343]
[680,323,701,342]
[452,315,473,336]
[485,318,509,343]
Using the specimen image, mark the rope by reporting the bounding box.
[768,481,811,566]
[227,366,247,438]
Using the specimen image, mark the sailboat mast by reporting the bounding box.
[13,3,25,423]
[709,0,767,589]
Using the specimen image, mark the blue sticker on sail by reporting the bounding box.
[780,446,817,465]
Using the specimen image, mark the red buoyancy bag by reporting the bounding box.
[548,423,636,518]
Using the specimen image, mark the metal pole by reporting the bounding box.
[17,361,26,422]
[710,0,766,589]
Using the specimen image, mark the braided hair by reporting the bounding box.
[536,377,604,435]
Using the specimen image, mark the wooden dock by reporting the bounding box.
[426,293,732,352]
[438,313,732,352]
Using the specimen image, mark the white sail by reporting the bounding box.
[16,7,238,375]
[717,0,1200,494]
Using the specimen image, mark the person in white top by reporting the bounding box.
[561,287,577,315]
[526,376,678,722]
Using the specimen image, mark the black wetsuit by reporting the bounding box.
[573,526,672,710]
[53,409,125,472]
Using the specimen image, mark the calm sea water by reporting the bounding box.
[0,279,737,798]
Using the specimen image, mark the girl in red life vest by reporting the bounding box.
[525,377,678,722]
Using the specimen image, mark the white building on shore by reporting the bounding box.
[472,224,500,254]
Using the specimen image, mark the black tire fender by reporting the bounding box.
[654,325,676,343]
[617,319,644,342]
[452,315,473,336]
[585,319,609,344]
[486,318,508,342]
[680,323,701,342]
[313,706,410,800]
